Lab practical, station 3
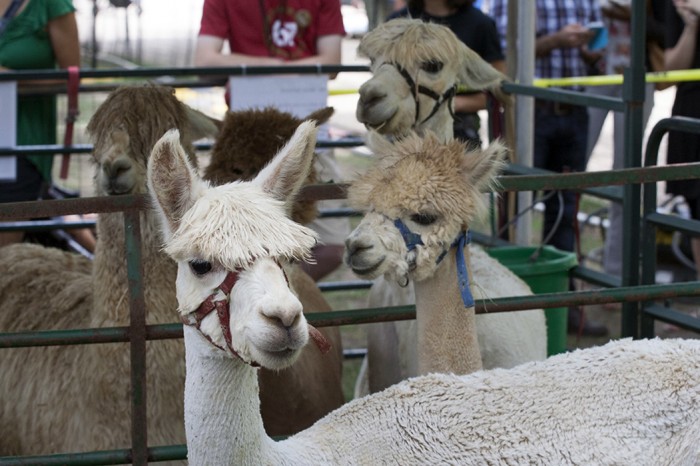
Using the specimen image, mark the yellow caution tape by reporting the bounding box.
[328,88,362,96]
[533,69,700,87]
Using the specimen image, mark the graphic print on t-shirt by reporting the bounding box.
[272,19,297,47]
[264,4,310,59]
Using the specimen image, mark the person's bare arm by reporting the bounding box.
[536,24,592,57]
[48,12,80,69]
[453,93,487,113]
[7,12,81,87]
[666,2,698,70]
[194,34,284,67]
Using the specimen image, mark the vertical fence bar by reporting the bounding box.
[123,209,148,465]
[641,124,665,338]
[619,0,647,338]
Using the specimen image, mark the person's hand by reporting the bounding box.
[0,65,9,72]
[580,46,605,68]
[602,1,630,21]
[674,0,700,28]
[557,24,594,49]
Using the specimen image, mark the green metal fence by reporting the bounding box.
[2,9,700,459]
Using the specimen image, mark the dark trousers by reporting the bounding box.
[533,103,589,253]
[0,156,44,203]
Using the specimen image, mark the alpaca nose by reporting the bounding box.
[262,304,302,329]
[104,157,133,179]
[345,237,373,260]
[103,156,135,194]
[358,81,387,110]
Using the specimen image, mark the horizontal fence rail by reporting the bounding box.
[2,63,700,464]
[5,164,700,220]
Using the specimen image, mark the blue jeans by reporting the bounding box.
[533,104,589,253]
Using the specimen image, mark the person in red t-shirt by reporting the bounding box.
[195,0,344,68]
[194,0,349,282]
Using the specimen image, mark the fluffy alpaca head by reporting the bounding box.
[345,131,507,284]
[204,106,334,225]
[356,18,510,137]
[87,83,220,196]
[148,122,320,368]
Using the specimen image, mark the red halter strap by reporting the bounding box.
[181,270,259,366]
[59,66,80,180]
[181,264,331,364]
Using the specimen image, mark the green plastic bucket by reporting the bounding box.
[486,245,578,356]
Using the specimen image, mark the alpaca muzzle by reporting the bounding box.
[182,266,332,363]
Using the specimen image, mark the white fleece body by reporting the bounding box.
[185,335,700,465]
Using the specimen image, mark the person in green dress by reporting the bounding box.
[0,0,80,246]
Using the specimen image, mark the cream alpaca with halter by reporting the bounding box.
[148,123,700,466]
[353,18,546,394]
[345,131,506,374]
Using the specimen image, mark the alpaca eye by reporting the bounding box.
[410,213,438,225]
[189,259,212,276]
[421,60,443,73]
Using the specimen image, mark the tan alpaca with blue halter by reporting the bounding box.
[345,131,507,375]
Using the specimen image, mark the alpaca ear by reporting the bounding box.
[253,120,318,208]
[304,106,334,126]
[462,139,508,193]
[147,129,203,238]
[457,44,512,107]
[184,105,222,141]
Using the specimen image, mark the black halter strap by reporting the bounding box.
[392,63,457,126]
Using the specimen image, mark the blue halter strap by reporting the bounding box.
[393,217,474,308]
[393,218,424,251]
[453,230,475,308]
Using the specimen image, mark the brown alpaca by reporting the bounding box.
[0,88,345,455]
[0,84,220,456]
[204,106,345,435]
[205,106,334,225]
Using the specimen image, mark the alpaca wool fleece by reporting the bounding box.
[204,106,334,225]
[0,84,219,456]
[294,338,700,465]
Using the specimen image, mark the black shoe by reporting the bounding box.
[567,307,608,337]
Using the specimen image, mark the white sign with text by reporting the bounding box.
[228,75,329,138]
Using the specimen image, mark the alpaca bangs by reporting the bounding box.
[376,25,459,69]
[165,188,317,269]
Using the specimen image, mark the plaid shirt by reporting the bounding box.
[489,0,602,81]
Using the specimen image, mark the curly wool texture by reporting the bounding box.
[294,338,700,465]
[349,132,506,232]
[182,335,700,464]
[204,106,334,225]
[165,184,318,270]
